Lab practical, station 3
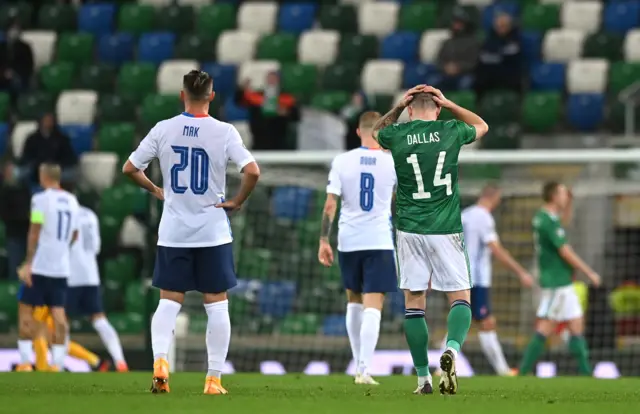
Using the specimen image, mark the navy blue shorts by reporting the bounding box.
[18,274,67,308]
[153,243,237,294]
[338,250,397,294]
[471,286,492,320]
[66,286,104,316]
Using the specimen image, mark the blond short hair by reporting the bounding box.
[39,163,62,182]
[358,111,381,129]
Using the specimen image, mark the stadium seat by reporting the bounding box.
[281,64,317,98]
[567,59,609,94]
[138,32,175,65]
[278,313,320,335]
[522,91,562,133]
[238,61,281,90]
[439,91,476,121]
[175,34,215,61]
[318,4,357,33]
[522,3,560,31]
[338,34,379,65]
[380,32,419,62]
[561,1,602,33]
[223,96,249,122]
[258,281,296,318]
[521,31,543,63]
[139,0,172,6]
[358,2,399,37]
[272,186,314,220]
[237,2,278,34]
[124,281,146,314]
[60,125,94,155]
[603,1,640,34]
[140,94,179,128]
[566,93,605,131]
[119,216,147,249]
[155,4,193,35]
[0,123,7,156]
[543,29,586,63]
[229,295,253,325]
[624,29,640,62]
[78,3,115,36]
[39,62,75,94]
[80,152,118,192]
[583,32,624,61]
[480,123,522,150]
[102,279,124,312]
[0,281,20,320]
[608,98,640,133]
[98,94,138,123]
[310,91,350,113]
[256,33,298,62]
[321,63,360,92]
[0,2,32,28]
[323,315,347,336]
[361,60,403,95]
[0,93,9,121]
[99,215,123,252]
[609,62,640,95]
[20,31,56,69]
[278,3,316,34]
[117,63,157,101]
[195,3,237,38]
[371,94,394,114]
[38,4,76,33]
[157,60,199,94]
[98,33,135,65]
[529,62,566,91]
[200,63,236,98]
[398,2,438,32]
[10,121,37,159]
[17,92,54,121]
[298,30,339,66]
[231,121,253,148]
[56,90,98,126]
[109,313,144,334]
[419,30,451,63]
[97,123,135,157]
[101,184,138,222]
[118,3,154,36]
[57,33,94,65]
[402,63,438,89]
[216,31,259,65]
[237,248,272,279]
[479,90,520,123]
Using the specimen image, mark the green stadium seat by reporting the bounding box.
[38,4,76,33]
[338,34,379,65]
[256,33,298,63]
[318,4,357,33]
[439,91,476,121]
[155,4,193,35]
[459,164,503,181]
[609,62,640,96]
[522,91,561,133]
[101,185,132,221]
[0,2,32,29]
[39,62,75,94]
[0,312,11,333]
[583,33,624,61]
[0,92,9,121]
[116,63,157,101]
[109,312,144,334]
[17,91,54,120]
[98,123,135,157]
[521,3,560,31]
[195,4,236,38]
[297,220,321,250]
[321,63,360,92]
[98,94,137,123]
[236,248,272,279]
[280,63,317,99]
[0,281,19,320]
[229,296,252,324]
[125,281,145,314]
[372,94,394,114]
[397,2,438,32]
[297,284,345,314]
[607,99,640,133]
[175,34,216,61]
[278,313,320,335]
[99,214,123,252]
[57,33,94,65]
[102,280,124,312]
[481,123,522,150]
[189,314,207,333]
[320,264,341,283]
[479,90,520,123]
[140,94,180,129]
[103,254,137,284]
[118,3,155,36]
[77,63,117,93]
[310,91,350,113]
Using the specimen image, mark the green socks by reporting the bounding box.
[404,308,429,377]
[519,333,546,375]
[445,300,472,353]
[569,335,592,375]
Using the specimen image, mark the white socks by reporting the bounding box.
[17,339,32,364]
[51,344,67,368]
[358,308,381,376]
[151,299,182,361]
[204,300,231,379]
[346,303,363,366]
[93,317,126,364]
[478,330,510,375]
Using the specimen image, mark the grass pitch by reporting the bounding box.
[1,373,638,414]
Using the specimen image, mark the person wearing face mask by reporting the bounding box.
[0,20,34,100]
[435,8,479,92]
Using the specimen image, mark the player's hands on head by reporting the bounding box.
[518,270,535,288]
[423,86,453,109]
[18,263,32,287]
[399,84,427,107]
[318,239,334,267]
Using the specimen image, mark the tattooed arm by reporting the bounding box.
[318,194,338,266]
[372,105,406,141]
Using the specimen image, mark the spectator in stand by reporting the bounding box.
[235,71,300,150]
[475,12,523,100]
[19,113,78,189]
[0,19,34,101]
[0,162,31,280]
[340,91,370,150]
[435,8,479,92]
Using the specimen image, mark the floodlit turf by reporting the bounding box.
[1,373,638,414]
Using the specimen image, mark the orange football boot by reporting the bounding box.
[150,358,170,393]
[203,376,228,395]
[116,361,129,373]
[15,363,33,372]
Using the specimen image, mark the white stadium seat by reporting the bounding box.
[79,152,119,192]
[358,2,399,37]
[138,0,171,7]
[238,60,281,90]
[216,31,259,65]
[119,216,147,249]
[237,2,278,35]
[157,60,199,94]
[540,0,566,4]
[624,29,640,62]
[231,121,253,149]
[458,0,493,6]
[561,1,602,33]
[176,0,210,7]
[56,90,98,126]
[419,30,451,63]
[361,60,403,95]
[11,121,37,160]
[543,29,586,63]
[20,31,56,69]
[298,30,339,66]
[341,0,376,5]
[567,59,609,94]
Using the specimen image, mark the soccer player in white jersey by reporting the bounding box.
[318,111,398,387]
[123,70,260,394]
[67,204,128,372]
[16,163,79,372]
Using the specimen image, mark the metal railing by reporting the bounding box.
[619,81,640,137]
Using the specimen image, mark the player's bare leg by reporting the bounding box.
[203,291,229,395]
[49,307,69,371]
[151,290,184,393]
[566,317,592,375]
[354,292,383,385]
[16,302,34,372]
[519,319,556,375]
[440,290,472,395]
[404,290,432,395]
[91,313,128,372]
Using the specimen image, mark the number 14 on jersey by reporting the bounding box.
[406,151,452,200]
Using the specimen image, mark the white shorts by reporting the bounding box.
[396,230,472,292]
[536,285,583,321]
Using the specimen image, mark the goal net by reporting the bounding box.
[170,149,640,378]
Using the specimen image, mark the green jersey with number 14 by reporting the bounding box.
[377,119,476,234]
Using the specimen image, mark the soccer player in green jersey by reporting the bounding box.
[519,182,601,376]
[372,85,489,395]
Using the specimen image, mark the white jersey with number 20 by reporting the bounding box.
[129,113,255,248]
